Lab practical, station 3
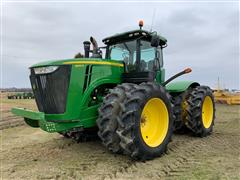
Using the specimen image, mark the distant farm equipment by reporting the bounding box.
[213,90,240,105]
[7,92,34,99]
[213,78,240,105]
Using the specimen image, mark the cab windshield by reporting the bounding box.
[109,40,157,72]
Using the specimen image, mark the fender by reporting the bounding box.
[80,78,120,107]
[166,81,200,93]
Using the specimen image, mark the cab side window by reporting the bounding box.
[140,47,156,71]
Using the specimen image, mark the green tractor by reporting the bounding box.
[12,21,215,160]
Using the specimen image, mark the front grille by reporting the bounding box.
[30,65,71,114]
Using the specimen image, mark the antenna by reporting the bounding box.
[150,8,157,32]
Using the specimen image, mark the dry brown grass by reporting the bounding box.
[0,92,37,129]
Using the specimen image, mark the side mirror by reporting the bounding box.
[151,35,160,47]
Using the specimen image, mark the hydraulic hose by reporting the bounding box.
[162,68,192,86]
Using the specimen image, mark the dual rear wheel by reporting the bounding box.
[186,86,215,136]
[172,86,215,137]
[97,82,174,160]
[97,83,215,160]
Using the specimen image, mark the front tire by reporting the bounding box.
[117,82,174,160]
[186,86,215,137]
[97,83,136,153]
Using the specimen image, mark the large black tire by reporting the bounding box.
[116,82,174,160]
[186,86,215,137]
[171,95,187,133]
[171,89,192,133]
[97,83,136,154]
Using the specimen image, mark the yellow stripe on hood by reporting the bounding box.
[63,61,124,67]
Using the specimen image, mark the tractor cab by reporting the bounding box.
[102,21,167,83]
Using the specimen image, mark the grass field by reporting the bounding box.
[0,93,240,179]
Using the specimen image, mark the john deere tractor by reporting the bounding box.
[12,21,215,160]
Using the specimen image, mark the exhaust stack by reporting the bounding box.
[83,41,91,58]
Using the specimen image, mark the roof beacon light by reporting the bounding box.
[139,20,144,30]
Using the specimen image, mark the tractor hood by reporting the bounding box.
[27,57,124,126]
[30,58,124,68]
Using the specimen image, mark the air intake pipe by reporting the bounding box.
[90,36,102,58]
[90,36,98,55]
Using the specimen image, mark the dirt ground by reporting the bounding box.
[0,93,37,129]
[0,94,240,180]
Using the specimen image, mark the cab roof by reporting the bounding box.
[102,29,167,46]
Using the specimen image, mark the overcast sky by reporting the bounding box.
[1,1,239,89]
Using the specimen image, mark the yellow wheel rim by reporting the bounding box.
[202,96,214,128]
[140,98,169,147]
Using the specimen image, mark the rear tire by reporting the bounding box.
[172,95,186,133]
[97,83,136,153]
[117,82,174,160]
[186,86,215,137]
[171,89,192,133]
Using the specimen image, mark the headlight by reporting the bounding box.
[34,66,59,74]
